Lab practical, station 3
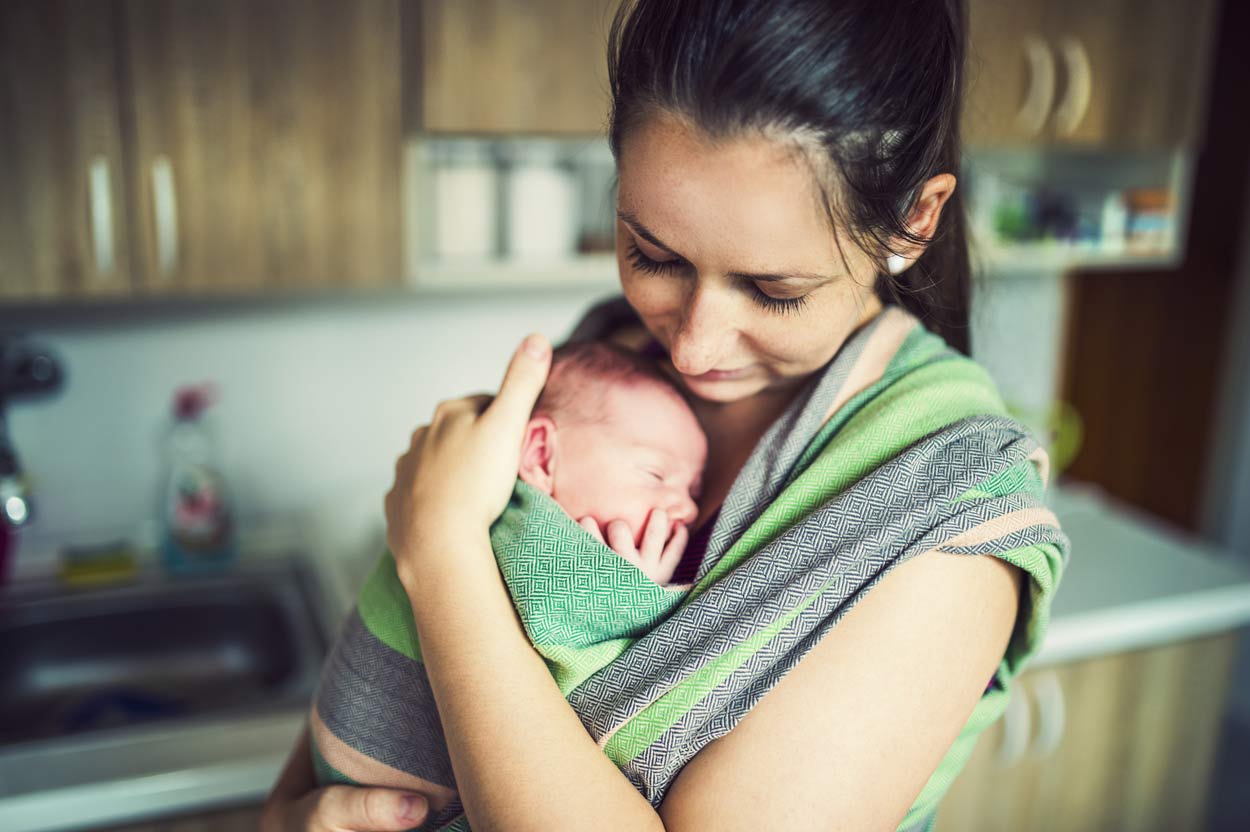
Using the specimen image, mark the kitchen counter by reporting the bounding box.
[3,484,1249,831]
[1037,481,1250,666]
[0,711,304,832]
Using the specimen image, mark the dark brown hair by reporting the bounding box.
[606,0,972,354]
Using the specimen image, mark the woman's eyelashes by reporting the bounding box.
[625,240,811,316]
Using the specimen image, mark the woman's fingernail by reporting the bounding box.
[523,333,550,359]
[400,794,428,820]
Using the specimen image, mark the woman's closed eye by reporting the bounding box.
[625,240,811,316]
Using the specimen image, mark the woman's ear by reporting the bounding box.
[887,173,957,273]
[517,416,558,494]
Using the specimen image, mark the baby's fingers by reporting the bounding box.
[578,516,606,544]
[638,508,670,562]
[661,524,689,568]
[606,519,639,561]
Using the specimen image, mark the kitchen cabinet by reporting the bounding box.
[413,0,618,134]
[934,631,1239,832]
[0,1,133,301]
[964,0,1218,149]
[121,0,402,294]
[0,0,402,302]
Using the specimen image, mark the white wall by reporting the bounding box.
[6,289,607,576]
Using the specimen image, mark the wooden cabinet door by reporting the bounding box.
[1048,0,1217,149]
[0,0,132,301]
[934,632,1238,832]
[965,0,1217,150]
[121,0,403,294]
[415,0,617,134]
[964,0,1054,147]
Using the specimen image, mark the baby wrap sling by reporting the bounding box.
[310,300,1070,831]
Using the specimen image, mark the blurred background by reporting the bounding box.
[1,1,1248,830]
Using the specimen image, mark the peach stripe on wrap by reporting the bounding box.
[310,705,459,813]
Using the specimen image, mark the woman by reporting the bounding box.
[264,0,1067,829]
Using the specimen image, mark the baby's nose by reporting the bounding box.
[666,492,698,525]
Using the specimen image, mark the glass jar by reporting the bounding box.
[431,140,499,260]
[504,140,577,259]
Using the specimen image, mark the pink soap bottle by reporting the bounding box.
[159,384,236,573]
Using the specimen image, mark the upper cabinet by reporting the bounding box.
[413,0,618,135]
[122,0,402,294]
[0,0,402,303]
[0,1,133,301]
[964,0,1218,149]
[0,0,1227,303]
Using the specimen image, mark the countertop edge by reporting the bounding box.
[1032,582,1250,668]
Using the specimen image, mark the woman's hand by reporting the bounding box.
[384,333,552,586]
[260,785,430,832]
[259,727,431,832]
[578,508,689,585]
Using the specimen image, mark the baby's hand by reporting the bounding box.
[579,509,688,586]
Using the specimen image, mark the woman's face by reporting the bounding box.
[615,111,885,404]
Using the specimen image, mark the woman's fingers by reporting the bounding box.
[303,786,429,832]
[483,333,552,434]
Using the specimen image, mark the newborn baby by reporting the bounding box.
[310,340,710,826]
[520,340,706,584]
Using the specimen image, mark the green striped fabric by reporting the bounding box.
[309,304,1069,831]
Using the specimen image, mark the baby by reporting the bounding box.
[310,341,710,826]
[519,340,706,584]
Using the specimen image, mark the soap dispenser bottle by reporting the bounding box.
[160,383,236,572]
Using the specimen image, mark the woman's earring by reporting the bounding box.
[886,253,909,275]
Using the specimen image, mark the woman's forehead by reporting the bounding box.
[616,113,838,268]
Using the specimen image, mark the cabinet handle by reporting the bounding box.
[1015,35,1056,138]
[87,156,115,280]
[151,156,179,279]
[995,678,1032,767]
[1054,36,1093,138]
[1029,671,1067,757]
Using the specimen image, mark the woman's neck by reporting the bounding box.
[687,383,806,530]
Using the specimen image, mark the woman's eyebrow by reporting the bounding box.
[616,209,836,284]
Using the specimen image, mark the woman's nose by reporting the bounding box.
[669,283,731,376]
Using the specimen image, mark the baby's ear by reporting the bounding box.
[517,416,557,494]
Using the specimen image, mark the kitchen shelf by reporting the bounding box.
[409,253,619,292]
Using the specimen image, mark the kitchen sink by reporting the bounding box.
[0,557,330,746]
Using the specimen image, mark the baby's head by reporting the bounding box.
[518,341,707,547]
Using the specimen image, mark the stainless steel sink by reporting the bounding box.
[0,556,336,832]
[0,557,330,746]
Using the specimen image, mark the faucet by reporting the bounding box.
[0,336,65,527]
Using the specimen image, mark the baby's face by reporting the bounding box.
[547,379,706,547]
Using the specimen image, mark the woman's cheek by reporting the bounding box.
[621,271,680,325]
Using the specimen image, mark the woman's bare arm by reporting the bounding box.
[658,551,1024,831]
[401,533,666,831]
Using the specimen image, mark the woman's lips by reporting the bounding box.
[685,367,750,381]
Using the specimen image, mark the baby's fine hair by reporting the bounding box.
[534,340,687,427]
